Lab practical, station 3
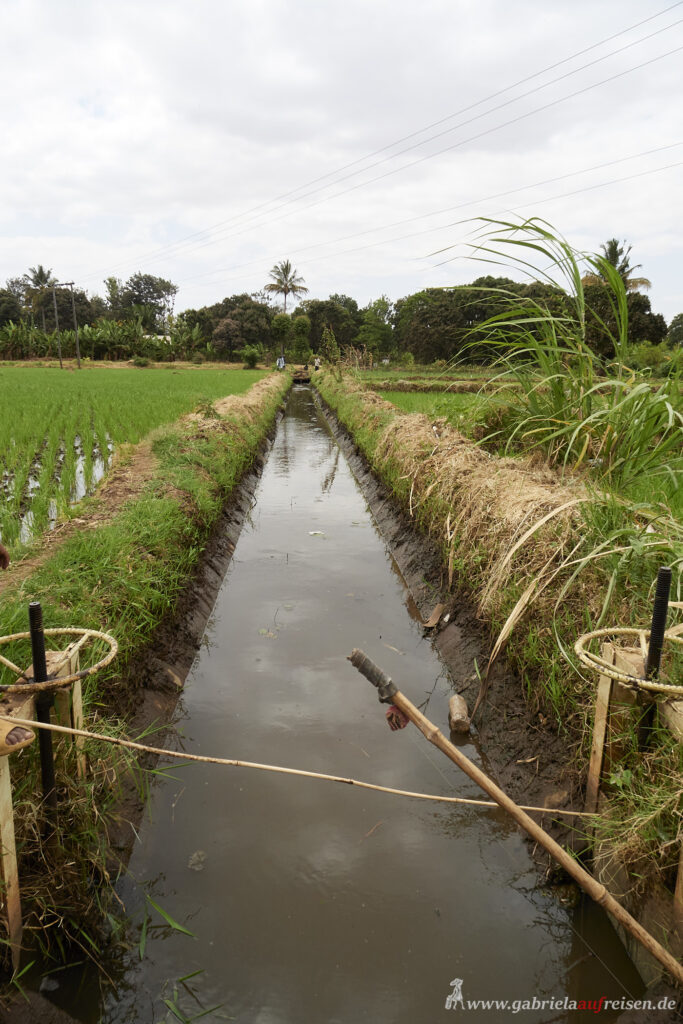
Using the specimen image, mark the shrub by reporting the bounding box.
[624,342,683,375]
[133,355,151,367]
[191,351,205,364]
[242,345,260,369]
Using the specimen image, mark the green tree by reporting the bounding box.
[667,313,683,346]
[356,296,393,356]
[393,288,469,362]
[117,272,178,331]
[291,315,311,362]
[320,324,340,363]
[24,264,56,330]
[584,285,666,359]
[271,313,292,359]
[0,289,21,327]
[5,277,27,305]
[264,260,308,313]
[294,297,355,350]
[583,239,652,292]
[104,276,123,316]
[211,317,241,359]
[43,287,95,332]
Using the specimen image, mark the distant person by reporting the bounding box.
[0,542,36,753]
[314,356,321,371]
[276,355,285,370]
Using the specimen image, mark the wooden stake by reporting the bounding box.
[585,643,614,815]
[0,756,22,972]
[51,645,85,778]
[674,845,683,944]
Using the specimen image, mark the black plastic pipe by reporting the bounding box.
[28,602,58,817]
[645,566,672,681]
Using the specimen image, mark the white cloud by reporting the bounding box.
[2,0,681,317]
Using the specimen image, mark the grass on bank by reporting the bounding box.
[458,219,682,494]
[0,373,290,973]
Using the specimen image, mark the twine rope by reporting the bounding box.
[574,626,683,695]
[0,713,591,819]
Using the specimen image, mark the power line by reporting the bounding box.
[180,142,683,287]
[123,41,683,277]
[77,4,683,283]
[192,15,682,243]
[427,160,683,267]
[177,158,683,296]
[232,1,683,206]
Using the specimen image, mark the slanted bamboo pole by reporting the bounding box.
[348,648,683,987]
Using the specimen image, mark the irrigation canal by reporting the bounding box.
[65,386,641,1022]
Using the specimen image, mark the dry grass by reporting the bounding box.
[188,372,287,423]
[338,376,589,622]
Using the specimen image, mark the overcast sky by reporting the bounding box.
[2,0,682,320]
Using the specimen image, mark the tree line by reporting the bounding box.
[1,243,680,366]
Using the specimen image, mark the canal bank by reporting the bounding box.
[33,385,644,1024]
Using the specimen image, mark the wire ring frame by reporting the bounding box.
[0,628,118,694]
[574,627,683,697]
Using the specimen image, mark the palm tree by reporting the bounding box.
[583,239,651,292]
[24,264,57,330]
[264,260,308,313]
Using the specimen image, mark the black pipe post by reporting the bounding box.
[51,285,63,370]
[645,567,672,681]
[28,603,58,829]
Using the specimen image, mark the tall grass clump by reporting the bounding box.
[462,218,682,495]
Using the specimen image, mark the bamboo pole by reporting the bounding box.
[347,648,683,988]
[584,643,614,814]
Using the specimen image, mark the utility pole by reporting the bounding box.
[62,282,81,369]
[50,284,63,369]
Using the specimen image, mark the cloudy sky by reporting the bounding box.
[2,0,682,319]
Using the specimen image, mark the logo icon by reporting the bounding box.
[445,978,464,1010]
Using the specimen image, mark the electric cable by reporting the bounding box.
[76,11,683,282]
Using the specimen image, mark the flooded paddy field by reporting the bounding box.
[43,386,643,1024]
[0,365,265,550]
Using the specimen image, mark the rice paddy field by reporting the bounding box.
[357,364,498,383]
[379,388,506,433]
[0,364,266,551]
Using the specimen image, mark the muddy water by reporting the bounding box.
[88,388,640,1022]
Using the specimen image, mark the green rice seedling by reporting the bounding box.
[379,389,508,438]
[0,366,267,555]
